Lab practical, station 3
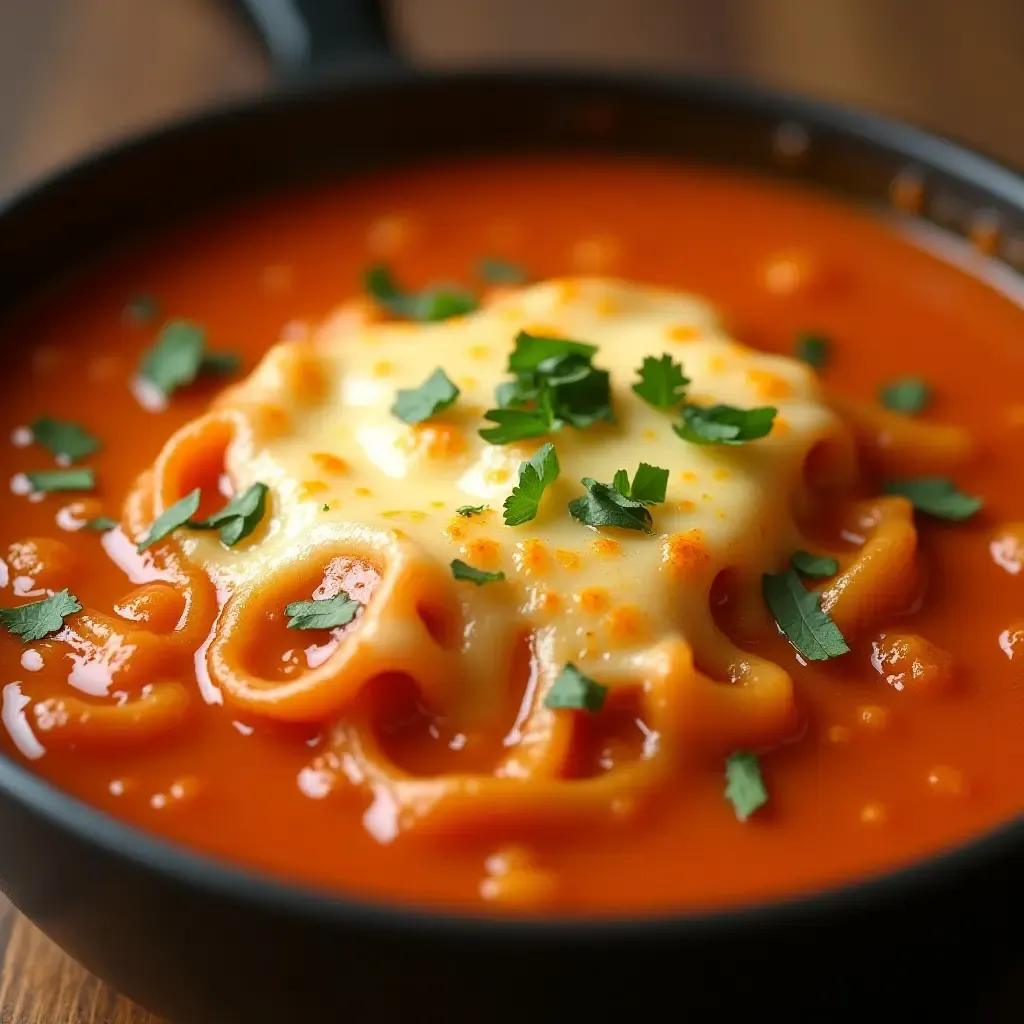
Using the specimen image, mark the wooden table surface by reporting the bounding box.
[2,0,1024,1019]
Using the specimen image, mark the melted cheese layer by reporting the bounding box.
[159,279,853,738]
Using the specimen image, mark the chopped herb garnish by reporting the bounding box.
[137,320,239,398]
[794,331,830,369]
[477,256,529,285]
[364,264,477,322]
[456,505,488,517]
[544,663,607,713]
[632,354,690,410]
[84,517,119,532]
[450,559,505,585]
[322,504,331,512]
[391,368,461,425]
[25,468,95,493]
[30,417,101,463]
[480,331,612,444]
[879,377,931,415]
[125,293,159,324]
[191,483,269,547]
[285,593,362,630]
[725,751,768,822]
[673,403,776,446]
[611,462,669,505]
[480,389,560,444]
[136,488,201,553]
[507,333,598,374]
[882,477,982,522]
[762,568,850,661]
[0,589,81,642]
[568,477,654,534]
[503,443,560,527]
[791,550,840,579]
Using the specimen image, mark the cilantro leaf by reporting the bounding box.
[725,751,768,822]
[569,478,654,534]
[190,482,269,546]
[138,321,204,397]
[285,593,362,630]
[30,417,101,463]
[125,293,159,324]
[544,663,607,712]
[137,320,239,398]
[632,354,690,410]
[548,363,613,429]
[0,589,81,643]
[450,559,506,585]
[762,568,850,661]
[364,264,477,322]
[480,390,560,444]
[25,468,95,493]
[791,550,839,579]
[882,477,982,522]
[456,505,488,517]
[503,443,560,526]
[478,257,529,285]
[612,462,669,505]
[136,488,201,553]
[84,517,119,532]
[879,377,931,415]
[673,403,776,445]
[481,332,612,445]
[506,331,597,374]
[794,331,830,369]
[391,368,461,425]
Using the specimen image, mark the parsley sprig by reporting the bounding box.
[191,483,269,546]
[882,477,982,522]
[136,483,270,553]
[725,751,768,821]
[0,589,81,642]
[480,331,613,444]
[568,463,668,534]
[879,377,930,415]
[674,403,776,445]
[286,593,362,630]
[632,353,689,410]
[503,443,560,526]
[450,559,505,585]
[391,368,460,425]
[544,663,607,712]
[762,568,849,661]
[137,320,240,399]
[30,417,101,463]
[364,264,477,322]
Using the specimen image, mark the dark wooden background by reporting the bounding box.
[1,0,1023,1019]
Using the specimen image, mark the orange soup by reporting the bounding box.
[0,156,1022,916]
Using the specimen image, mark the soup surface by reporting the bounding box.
[0,156,1023,916]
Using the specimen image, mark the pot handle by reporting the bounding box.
[230,0,395,77]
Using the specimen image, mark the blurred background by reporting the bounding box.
[2,0,1024,196]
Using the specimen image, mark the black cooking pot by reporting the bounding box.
[1,2,1022,1020]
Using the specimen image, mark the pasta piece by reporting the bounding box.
[32,682,190,747]
[207,529,465,723]
[821,497,919,635]
[829,394,973,476]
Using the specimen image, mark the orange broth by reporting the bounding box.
[1,156,1023,915]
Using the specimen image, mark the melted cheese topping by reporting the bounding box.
[162,278,852,736]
